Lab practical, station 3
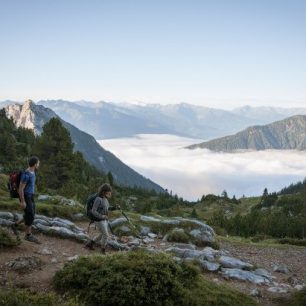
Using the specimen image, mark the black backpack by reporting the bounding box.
[7,170,24,198]
[85,193,100,221]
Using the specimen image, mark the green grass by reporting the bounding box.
[0,228,20,248]
[273,286,306,306]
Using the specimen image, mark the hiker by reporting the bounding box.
[11,156,41,244]
[85,183,120,254]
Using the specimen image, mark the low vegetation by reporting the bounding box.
[53,250,257,306]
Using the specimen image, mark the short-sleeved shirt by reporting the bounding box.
[20,170,36,195]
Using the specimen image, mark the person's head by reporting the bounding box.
[28,156,40,169]
[98,183,112,198]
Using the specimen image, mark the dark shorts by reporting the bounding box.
[23,194,35,226]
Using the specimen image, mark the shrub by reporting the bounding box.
[0,228,20,248]
[167,229,190,243]
[278,238,306,246]
[53,250,257,306]
[274,286,306,306]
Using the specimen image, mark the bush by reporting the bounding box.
[278,238,306,246]
[53,250,257,306]
[0,228,20,248]
[167,229,190,243]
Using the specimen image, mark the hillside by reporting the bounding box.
[187,115,306,152]
[3,100,163,192]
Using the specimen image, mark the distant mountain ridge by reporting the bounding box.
[2,100,306,140]
[3,100,164,192]
[187,115,306,152]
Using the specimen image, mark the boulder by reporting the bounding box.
[143,237,155,244]
[218,256,253,270]
[140,226,151,236]
[254,268,274,281]
[0,212,14,220]
[33,219,50,227]
[38,247,53,255]
[0,218,14,227]
[202,247,220,262]
[140,215,161,222]
[110,218,127,229]
[119,226,131,233]
[250,288,262,297]
[273,264,290,274]
[37,195,52,201]
[7,256,42,273]
[200,260,220,272]
[108,239,129,251]
[173,243,196,250]
[189,228,215,244]
[148,233,157,238]
[161,219,181,225]
[221,268,269,284]
[267,286,289,294]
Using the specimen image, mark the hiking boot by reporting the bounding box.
[84,240,94,250]
[11,223,19,237]
[24,234,41,244]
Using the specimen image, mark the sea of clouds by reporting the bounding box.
[99,134,306,201]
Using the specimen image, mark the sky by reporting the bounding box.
[100,134,306,201]
[1,0,306,108]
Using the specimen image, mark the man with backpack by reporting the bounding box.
[11,156,41,244]
[85,183,120,254]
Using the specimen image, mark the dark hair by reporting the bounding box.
[28,156,39,167]
[98,183,112,197]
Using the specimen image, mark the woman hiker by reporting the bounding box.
[85,183,120,254]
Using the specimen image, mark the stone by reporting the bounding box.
[273,264,290,274]
[33,219,50,227]
[37,195,52,201]
[267,286,289,294]
[0,212,14,220]
[119,226,131,233]
[219,256,253,270]
[143,237,155,244]
[7,256,42,272]
[39,247,53,255]
[294,285,304,291]
[67,255,79,262]
[200,260,220,272]
[221,268,269,284]
[140,226,151,236]
[254,268,274,281]
[128,238,141,246]
[108,239,130,251]
[148,233,157,238]
[0,218,14,227]
[250,288,262,297]
[161,219,181,225]
[173,243,196,250]
[202,247,219,262]
[165,247,204,259]
[140,215,161,222]
[189,228,215,244]
[51,258,58,264]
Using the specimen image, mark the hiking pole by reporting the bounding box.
[121,210,140,237]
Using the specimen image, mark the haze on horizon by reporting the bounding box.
[1,0,306,109]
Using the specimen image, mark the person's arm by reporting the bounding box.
[91,198,108,220]
[19,172,29,209]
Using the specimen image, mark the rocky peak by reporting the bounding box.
[5,100,56,135]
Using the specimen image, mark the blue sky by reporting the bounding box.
[1,0,305,108]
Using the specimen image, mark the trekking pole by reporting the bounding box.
[121,210,140,237]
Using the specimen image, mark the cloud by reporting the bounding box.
[99,134,306,201]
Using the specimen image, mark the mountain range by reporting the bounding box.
[187,115,306,151]
[2,100,306,140]
[3,100,163,192]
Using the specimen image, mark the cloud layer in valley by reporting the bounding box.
[99,134,306,201]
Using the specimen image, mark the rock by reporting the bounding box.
[165,247,204,259]
[200,260,220,272]
[140,226,151,236]
[250,288,262,297]
[128,238,141,246]
[161,219,181,225]
[175,217,215,236]
[51,258,58,264]
[148,233,157,238]
[7,256,42,272]
[221,268,269,284]
[0,218,14,227]
[37,194,52,201]
[119,226,131,233]
[53,217,74,226]
[143,237,155,244]
[173,243,196,250]
[172,256,182,262]
[140,215,161,222]
[35,214,52,222]
[0,212,14,220]
[202,247,220,262]
[294,285,304,291]
[189,228,215,244]
[108,239,129,251]
[110,218,127,229]
[254,268,274,281]
[273,264,290,274]
[67,255,79,262]
[38,247,53,255]
[73,213,84,219]
[59,197,77,206]
[267,286,289,294]
[33,219,50,227]
[219,256,253,270]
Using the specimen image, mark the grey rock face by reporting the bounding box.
[221,268,269,284]
[219,256,254,270]
[140,215,161,222]
[119,226,131,233]
[0,212,14,220]
[0,218,14,226]
[200,260,220,272]
[273,264,290,274]
[108,239,129,251]
[140,226,151,236]
[254,268,274,281]
[267,286,289,294]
